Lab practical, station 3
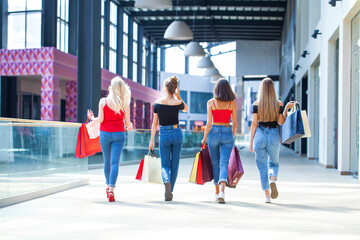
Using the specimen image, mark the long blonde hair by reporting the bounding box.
[256,78,279,122]
[107,76,131,113]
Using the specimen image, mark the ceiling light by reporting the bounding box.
[197,56,214,68]
[135,0,172,9]
[184,41,205,57]
[164,21,193,40]
[205,67,220,76]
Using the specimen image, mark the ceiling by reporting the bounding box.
[118,0,287,45]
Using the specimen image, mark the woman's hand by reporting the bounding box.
[285,101,296,110]
[149,141,155,151]
[87,109,94,120]
[201,137,207,145]
[175,87,181,100]
[126,122,133,131]
[249,142,254,153]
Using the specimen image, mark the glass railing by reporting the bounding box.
[0,117,248,205]
[0,118,88,204]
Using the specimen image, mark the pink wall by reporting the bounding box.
[0,47,162,126]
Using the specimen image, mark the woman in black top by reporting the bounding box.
[249,78,295,203]
[149,76,188,201]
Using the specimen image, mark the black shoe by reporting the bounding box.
[164,181,173,201]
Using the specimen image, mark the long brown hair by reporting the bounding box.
[213,78,236,101]
[256,78,279,122]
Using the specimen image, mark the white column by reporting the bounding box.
[307,66,316,160]
[337,20,351,174]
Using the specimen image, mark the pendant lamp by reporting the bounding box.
[184,41,205,57]
[197,56,214,68]
[205,67,220,77]
[164,21,193,40]
[135,0,172,9]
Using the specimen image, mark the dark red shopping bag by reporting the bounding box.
[75,119,101,158]
[136,159,145,180]
[226,146,244,188]
[200,144,213,183]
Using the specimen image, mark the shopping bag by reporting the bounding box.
[281,103,305,144]
[226,146,244,188]
[86,120,100,139]
[300,110,311,138]
[142,151,162,184]
[135,159,145,181]
[189,152,200,183]
[75,118,101,158]
[200,144,213,183]
[196,153,204,185]
[75,127,84,158]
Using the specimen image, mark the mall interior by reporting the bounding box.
[0,1,360,237]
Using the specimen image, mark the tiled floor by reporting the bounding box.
[0,146,359,240]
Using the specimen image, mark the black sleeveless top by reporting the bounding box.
[154,102,185,126]
[253,105,284,128]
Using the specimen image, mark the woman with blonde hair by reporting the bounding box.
[88,76,133,202]
[249,78,295,203]
[149,76,188,201]
[201,78,237,204]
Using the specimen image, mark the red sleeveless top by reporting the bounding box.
[100,100,125,132]
[212,99,232,123]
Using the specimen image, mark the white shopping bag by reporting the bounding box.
[300,110,311,138]
[142,151,163,184]
[85,121,100,139]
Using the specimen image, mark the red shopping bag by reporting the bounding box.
[196,153,204,185]
[136,159,145,180]
[75,119,101,158]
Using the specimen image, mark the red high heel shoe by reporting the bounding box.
[108,191,115,202]
[106,188,109,199]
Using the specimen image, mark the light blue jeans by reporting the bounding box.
[253,125,280,191]
[159,125,183,192]
[207,125,234,185]
[100,131,125,188]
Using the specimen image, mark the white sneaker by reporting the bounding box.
[218,191,225,204]
[265,195,271,203]
[214,194,219,202]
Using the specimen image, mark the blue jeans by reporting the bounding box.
[207,125,234,185]
[159,125,183,192]
[100,131,125,188]
[253,126,280,191]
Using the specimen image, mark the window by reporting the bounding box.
[190,92,213,114]
[165,45,185,74]
[132,21,138,81]
[101,0,105,68]
[122,13,129,78]
[57,0,69,53]
[109,1,117,73]
[8,0,42,49]
[180,91,187,104]
[142,37,147,86]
